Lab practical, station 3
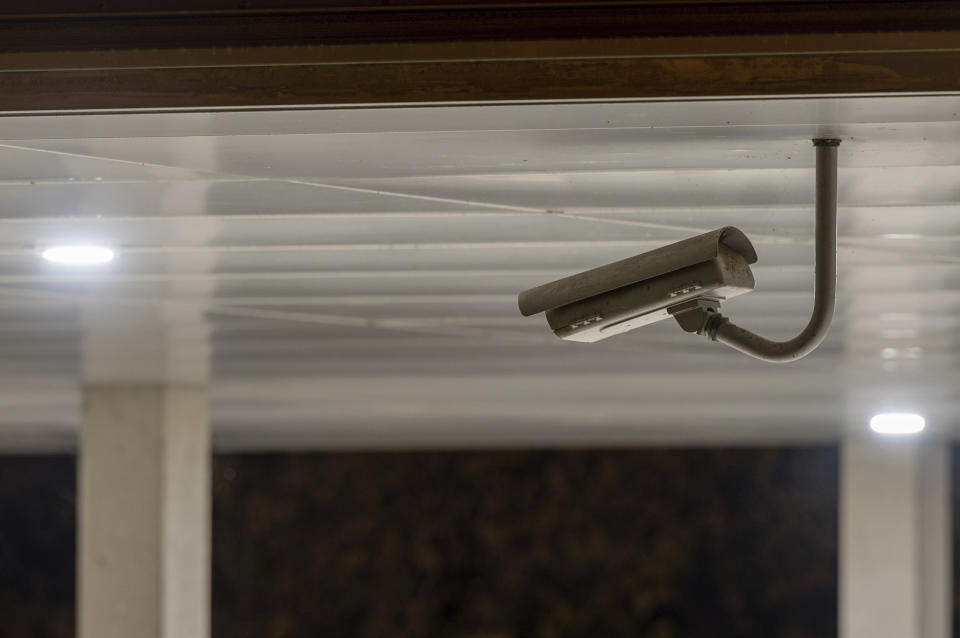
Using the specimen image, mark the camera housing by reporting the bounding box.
[517,226,758,343]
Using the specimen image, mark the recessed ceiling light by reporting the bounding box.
[882,233,921,240]
[869,412,925,435]
[41,244,115,265]
[881,346,924,360]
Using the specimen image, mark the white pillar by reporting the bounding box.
[841,439,951,638]
[80,385,210,638]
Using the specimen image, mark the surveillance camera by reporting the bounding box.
[518,139,841,362]
[518,226,758,343]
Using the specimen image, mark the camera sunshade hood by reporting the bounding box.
[518,226,757,317]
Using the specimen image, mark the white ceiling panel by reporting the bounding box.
[1,95,959,451]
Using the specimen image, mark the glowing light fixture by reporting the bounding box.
[869,413,925,435]
[41,244,115,265]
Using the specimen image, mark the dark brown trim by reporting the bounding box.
[3,2,960,53]
[0,0,876,13]
[1,3,959,112]
[4,31,960,72]
[1,50,959,112]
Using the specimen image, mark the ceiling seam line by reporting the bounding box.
[0,141,551,215]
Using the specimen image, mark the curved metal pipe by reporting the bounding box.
[708,138,840,362]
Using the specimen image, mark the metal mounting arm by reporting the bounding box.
[673,138,840,362]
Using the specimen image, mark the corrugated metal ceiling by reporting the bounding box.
[1,96,957,450]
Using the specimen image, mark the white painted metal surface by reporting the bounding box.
[841,439,951,638]
[80,385,209,638]
[1,96,959,450]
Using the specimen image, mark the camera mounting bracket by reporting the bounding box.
[671,138,841,363]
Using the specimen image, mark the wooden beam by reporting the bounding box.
[1,49,959,112]
[1,4,959,110]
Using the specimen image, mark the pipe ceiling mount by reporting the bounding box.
[673,139,840,362]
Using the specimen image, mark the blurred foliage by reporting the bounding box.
[953,447,960,638]
[211,448,838,638]
[0,456,76,638]
[0,449,838,638]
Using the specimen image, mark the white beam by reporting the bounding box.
[840,438,951,638]
[79,385,210,638]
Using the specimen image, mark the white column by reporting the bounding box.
[80,385,210,638]
[841,438,951,638]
